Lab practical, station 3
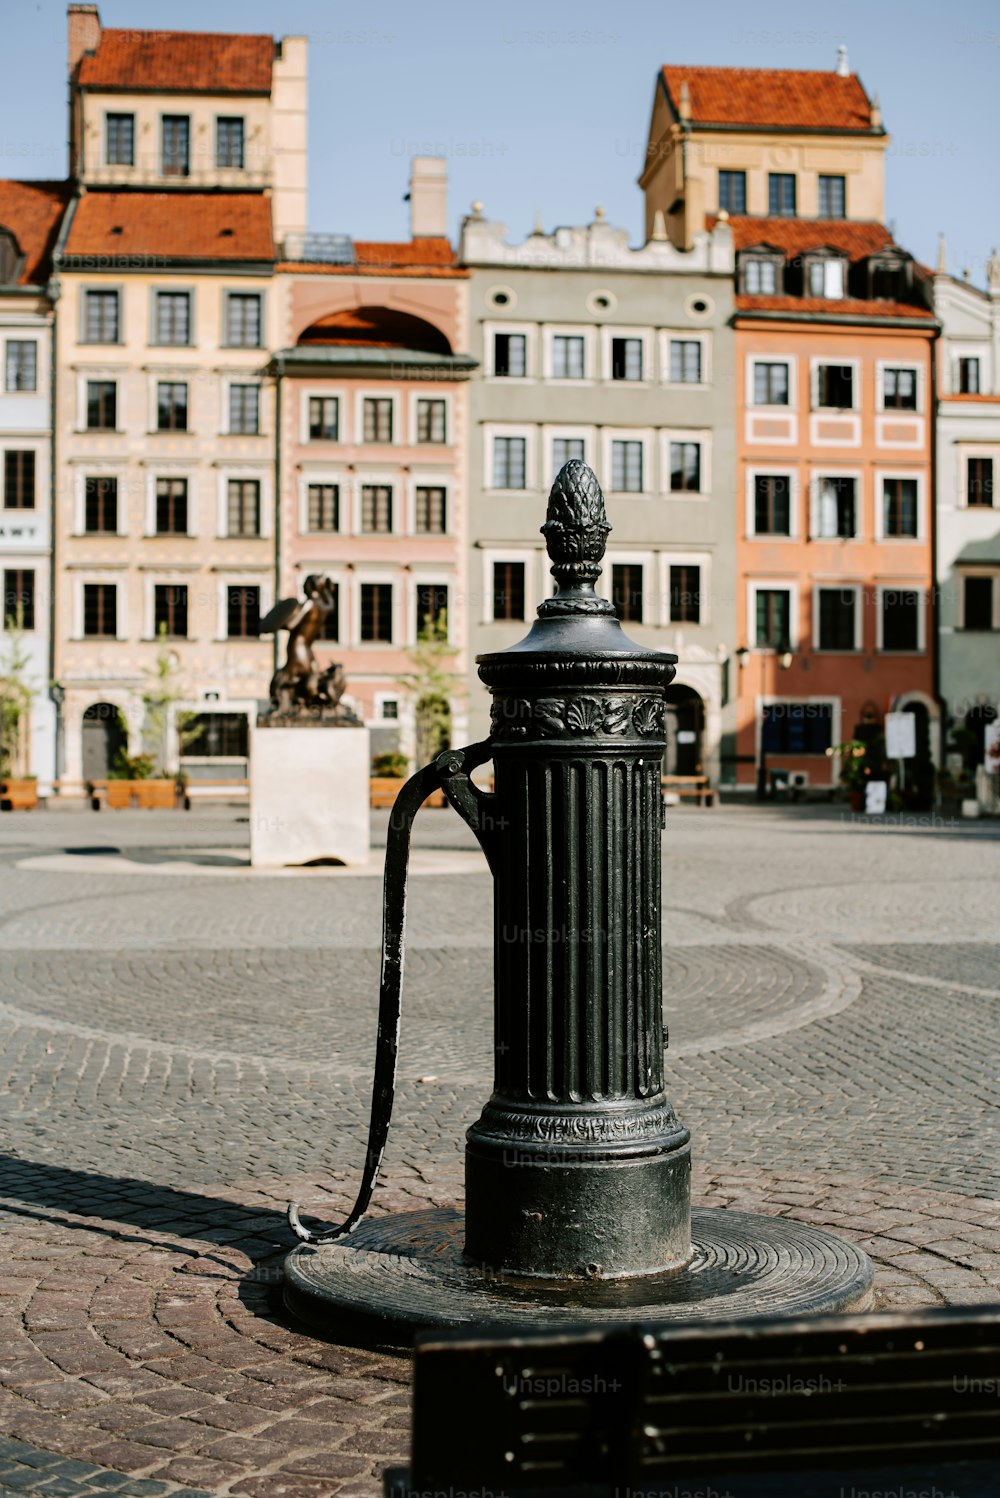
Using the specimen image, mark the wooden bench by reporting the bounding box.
[370,778,444,810]
[662,773,715,807]
[88,779,178,810]
[0,779,39,810]
[183,779,249,808]
[385,1306,1000,1497]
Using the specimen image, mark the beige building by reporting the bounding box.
[54,9,307,788]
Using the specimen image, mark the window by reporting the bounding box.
[188,712,248,758]
[611,337,642,381]
[157,382,187,432]
[669,441,701,494]
[553,437,585,471]
[818,175,846,218]
[753,475,791,535]
[360,582,393,643]
[718,170,746,214]
[494,332,526,377]
[319,584,340,641]
[216,117,244,169]
[768,173,797,216]
[669,339,702,383]
[162,115,190,177]
[817,588,856,650]
[815,363,854,409]
[379,698,399,719]
[492,561,525,622]
[416,583,448,638]
[154,291,191,346]
[610,440,643,493]
[883,368,917,410]
[611,564,643,623]
[963,576,994,631]
[228,385,259,436]
[362,397,393,443]
[493,435,526,489]
[669,564,701,624]
[744,258,779,294]
[883,478,918,538]
[762,702,833,755]
[752,362,789,405]
[226,585,260,638]
[552,335,585,379]
[153,584,188,638]
[106,112,134,166]
[307,396,339,441]
[881,590,920,651]
[361,484,393,533]
[870,258,907,301]
[225,293,262,348]
[416,398,446,443]
[4,450,35,509]
[86,380,117,431]
[814,476,856,539]
[806,258,845,298]
[83,583,117,638]
[84,477,118,534]
[755,589,791,649]
[3,568,34,630]
[958,357,980,395]
[5,341,36,391]
[307,483,339,533]
[415,486,446,534]
[84,289,119,343]
[155,478,188,535]
[968,457,994,508]
[226,478,260,537]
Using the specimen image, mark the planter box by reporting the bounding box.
[105,779,178,810]
[369,777,445,810]
[0,779,38,811]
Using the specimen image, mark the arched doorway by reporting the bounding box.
[81,703,126,780]
[664,685,704,776]
[899,699,934,809]
[964,704,998,768]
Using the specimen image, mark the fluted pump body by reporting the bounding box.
[465,461,691,1279]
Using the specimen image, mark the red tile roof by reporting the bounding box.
[0,180,71,285]
[65,191,274,262]
[717,216,895,260]
[735,294,934,321]
[278,238,466,278]
[661,65,876,131]
[76,28,273,94]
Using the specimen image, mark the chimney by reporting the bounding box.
[678,80,692,122]
[409,157,448,239]
[836,44,849,77]
[870,92,882,130]
[69,4,101,78]
[936,233,947,275]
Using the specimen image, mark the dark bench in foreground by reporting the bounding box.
[385,1305,1000,1498]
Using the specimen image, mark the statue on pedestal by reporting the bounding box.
[257,575,361,725]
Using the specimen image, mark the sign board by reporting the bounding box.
[676,730,696,745]
[865,780,888,815]
[885,711,916,760]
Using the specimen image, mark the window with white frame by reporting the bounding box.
[611,563,644,623]
[753,474,792,536]
[216,117,245,169]
[611,337,643,381]
[816,586,858,651]
[762,701,834,755]
[84,289,120,343]
[83,582,118,638]
[743,257,780,295]
[84,476,118,534]
[416,398,446,443]
[552,334,586,380]
[87,379,117,430]
[668,339,702,384]
[155,477,188,535]
[157,381,187,432]
[967,456,995,508]
[5,340,36,391]
[880,589,921,651]
[105,112,134,166]
[958,357,981,395]
[961,575,995,631]
[814,362,855,410]
[610,440,643,493]
[307,483,339,533]
[882,477,919,538]
[224,292,262,348]
[227,478,260,537]
[882,367,918,410]
[226,585,260,637]
[813,475,857,539]
[818,175,846,218]
[752,360,790,405]
[415,486,447,534]
[755,588,792,649]
[308,396,339,441]
[493,331,526,377]
[154,291,191,346]
[552,436,585,472]
[362,397,393,443]
[153,583,188,638]
[361,484,393,533]
[360,582,393,643]
[669,441,701,494]
[805,257,845,299]
[668,564,701,624]
[493,435,526,489]
[492,561,526,621]
[228,384,259,435]
[3,450,35,510]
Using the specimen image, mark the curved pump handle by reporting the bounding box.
[288,740,495,1244]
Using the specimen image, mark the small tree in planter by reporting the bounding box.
[395,611,462,766]
[0,610,38,805]
[141,628,203,784]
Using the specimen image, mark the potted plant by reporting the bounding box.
[829,738,874,812]
[370,750,410,809]
[105,749,177,808]
[0,610,39,810]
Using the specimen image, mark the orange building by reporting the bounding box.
[643,56,939,795]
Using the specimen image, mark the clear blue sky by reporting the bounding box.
[5,0,998,283]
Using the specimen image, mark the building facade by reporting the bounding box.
[0,181,67,790]
[930,251,1000,766]
[458,209,736,780]
[644,61,939,795]
[52,8,307,789]
[272,161,475,758]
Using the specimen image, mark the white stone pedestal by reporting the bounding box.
[250,725,370,867]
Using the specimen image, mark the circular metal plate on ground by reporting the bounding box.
[283,1206,874,1349]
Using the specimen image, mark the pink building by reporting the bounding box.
[273,172,473,761]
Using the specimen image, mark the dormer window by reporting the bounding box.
[740,252,783,295]
[868,250,912,302]
[0,229,21,286]
[804,253,846,300]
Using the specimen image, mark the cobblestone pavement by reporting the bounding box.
[0,803,999,1495]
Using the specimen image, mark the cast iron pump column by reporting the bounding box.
[462,459,690,1278]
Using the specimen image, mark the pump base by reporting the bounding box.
[283,1206,874,1351]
